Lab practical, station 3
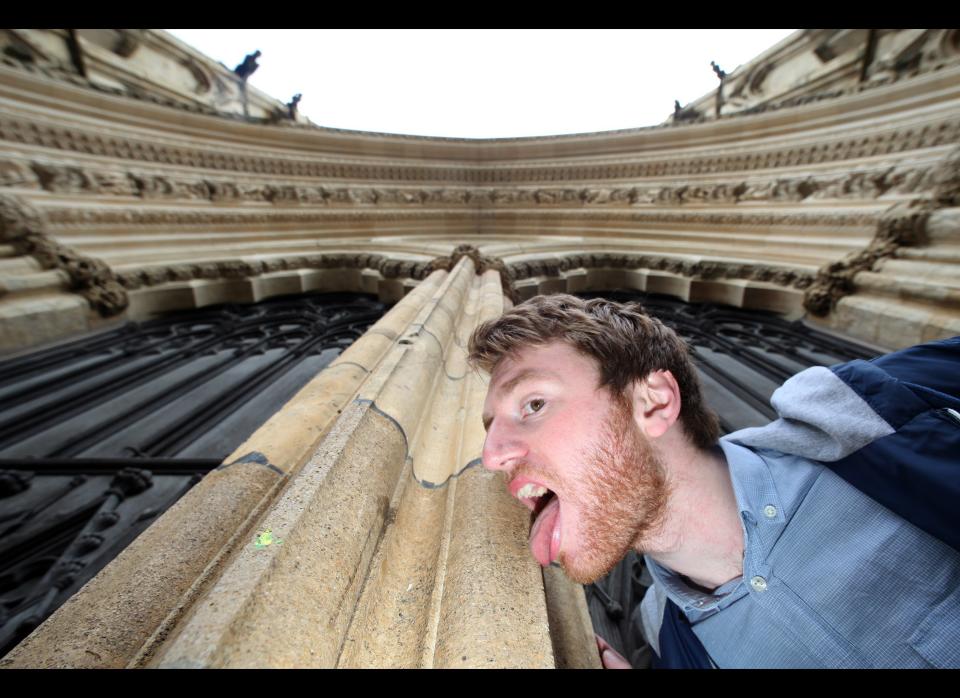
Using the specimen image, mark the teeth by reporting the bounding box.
[517,483,548,499]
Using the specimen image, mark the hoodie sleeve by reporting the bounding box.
[724,336,960,462]
[724,335,960,552]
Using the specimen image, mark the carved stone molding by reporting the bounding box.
[8,158,938,209]
[506,252,815,291]
[803,200,934,316]
[0,193,128,315]
[685,30,960,125]
[0,110,957,184]
[39,206,881,230]
[803,143,960,316]
[116,246,815,308]
[115,252,436,292]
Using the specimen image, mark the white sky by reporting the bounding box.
[166,29,797,139]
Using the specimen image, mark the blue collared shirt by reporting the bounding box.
[643,439,960,668]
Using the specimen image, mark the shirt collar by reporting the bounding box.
[644,440,783,616]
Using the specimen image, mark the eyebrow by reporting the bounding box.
[481,368,560,432]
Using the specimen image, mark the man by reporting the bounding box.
[469,293,960,668]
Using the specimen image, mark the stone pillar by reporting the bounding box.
[1,259,598,668]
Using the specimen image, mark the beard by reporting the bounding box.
[559,392,670,584]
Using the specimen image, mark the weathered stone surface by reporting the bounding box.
[1,461,284,668]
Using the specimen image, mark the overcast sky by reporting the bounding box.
[166,29,797,139]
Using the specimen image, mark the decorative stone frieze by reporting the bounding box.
[5,158,938,208]
[0,108,957,184]
[38,206,881,229]
[0,192,45,240]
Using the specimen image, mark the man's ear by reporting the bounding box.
[630,370,682,439]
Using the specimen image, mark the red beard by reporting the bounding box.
[559,392,670,584]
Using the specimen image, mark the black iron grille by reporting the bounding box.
[0,292,387,658]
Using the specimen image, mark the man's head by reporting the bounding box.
[468,294,719,583]
[469,294,718,449]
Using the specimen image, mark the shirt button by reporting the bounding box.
[750,576,768,592]
[763,505,777,519]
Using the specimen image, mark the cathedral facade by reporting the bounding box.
[0,29,957,667]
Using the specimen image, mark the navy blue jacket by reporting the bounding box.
[652,336,960,669]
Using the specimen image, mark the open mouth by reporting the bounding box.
[529,487,556,523]
[514,481,555,514]
[513,480,562,567]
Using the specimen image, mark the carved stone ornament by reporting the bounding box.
[0,110,957,184]
[180,57,212,95]
[5,159,922,222]
[803,199,934,316]
[0,150,944,213]
[114,246,516,306]
[504,252,814,294]
[0,193,128,315]
[931,144,960,206]
[0,159,39,188]
[116,253,438,292]
[0,192,46,241]
[427,245,518,304]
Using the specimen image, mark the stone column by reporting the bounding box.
[2,258,598,668]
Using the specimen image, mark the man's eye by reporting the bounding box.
[523,399,545,415]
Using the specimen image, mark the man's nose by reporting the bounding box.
[481,420,528,473]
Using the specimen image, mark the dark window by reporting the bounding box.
[0,292,386,657]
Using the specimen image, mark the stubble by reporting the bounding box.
[561,393,670,584]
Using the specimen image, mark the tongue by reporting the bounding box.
[529,496,561,567]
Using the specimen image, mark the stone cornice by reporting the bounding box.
[1,107,957,184]
[117,252,434,290]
